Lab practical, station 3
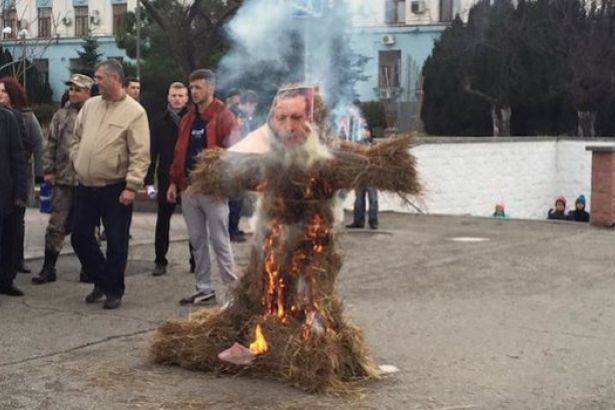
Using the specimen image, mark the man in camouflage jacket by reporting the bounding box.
[32,74,93,284]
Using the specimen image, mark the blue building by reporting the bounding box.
[1,0,134,101]
[348,0,476,130]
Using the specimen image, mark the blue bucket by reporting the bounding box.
[39,182,54,214]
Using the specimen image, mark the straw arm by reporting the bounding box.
[188,148,264,197]
[327,135,421,195]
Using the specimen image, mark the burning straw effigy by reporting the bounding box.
[150,91,420,393]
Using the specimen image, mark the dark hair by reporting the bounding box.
[189,69,216,83]
[95,59,125,83]
[0,77,29,109]
[60,90,70,107]
[226,88,241,99]
[123,76,140,87]
[241,90,259,104]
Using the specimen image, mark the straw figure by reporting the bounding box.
[150,85,420,393]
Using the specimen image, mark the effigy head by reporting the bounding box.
[268,84,332,168]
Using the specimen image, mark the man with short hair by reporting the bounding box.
[145,82,190,276]
[124,77,141,100]
[70,59,150,309]
[33,74,94,285]
[167,69,237,305]
[0,106,27,296]
[225,88,241,109]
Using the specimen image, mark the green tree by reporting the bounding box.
[72,33,103,78]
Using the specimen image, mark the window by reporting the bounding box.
[112,4,127,35]
[38,7,52,38]
[2,8,17,39]
[385,0,406,24]
[379,50,401,89]
[440,0,454,22]
[74,6,88,37]
[32,59,49,84]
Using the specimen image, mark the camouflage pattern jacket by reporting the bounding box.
[43,103,81,186]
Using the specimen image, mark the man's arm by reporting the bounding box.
[69,105,85,164]
[7,110,28,205]
[28,112,45,179]
[144,116,158,187]
[125,111,150,192]
[42,112,60,184]
[217,109,238,148]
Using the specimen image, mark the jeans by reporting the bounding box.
[71,183,132,298]
[228,196,244,235]
[352,187,379,226]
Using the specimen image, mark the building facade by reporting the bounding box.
[0,0,136,101]
[349,0,477,130]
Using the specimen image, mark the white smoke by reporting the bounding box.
[217,0,370,136]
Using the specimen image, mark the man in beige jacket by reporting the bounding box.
[70,59,150,309]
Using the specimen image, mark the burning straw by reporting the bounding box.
[150,134,420,393]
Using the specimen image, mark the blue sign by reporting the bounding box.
[290,0,324,18]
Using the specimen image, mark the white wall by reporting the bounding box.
[344,138,615,220]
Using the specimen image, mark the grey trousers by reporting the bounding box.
[181,193,237,293]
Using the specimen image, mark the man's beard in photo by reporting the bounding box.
[269,123,332,170]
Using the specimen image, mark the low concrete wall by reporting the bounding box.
[344,137,615,220]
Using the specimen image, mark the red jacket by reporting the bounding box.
[169,98,237,191]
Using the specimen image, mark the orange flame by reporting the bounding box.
[249,324,269,354]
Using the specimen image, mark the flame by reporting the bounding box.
[263,222,285,320]
[260,212,332,338]
[249,324,269,354]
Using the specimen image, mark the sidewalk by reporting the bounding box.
[23,208,189,260]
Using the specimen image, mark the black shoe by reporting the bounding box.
[0,285,24,296]
[179,290,216,306]
[230,233,247,243]
[152,264,167,276]
[85,287,104,303]
[17,263,31,274]
[79,269,94,283]
[103,295,122,310]
[32,268,57,285]
[369,223,378,230]
[346,223,364,229]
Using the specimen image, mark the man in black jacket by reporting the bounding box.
[0,106,28,296]
[145,82,190,276]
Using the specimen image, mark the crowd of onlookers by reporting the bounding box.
[0,59,379,310]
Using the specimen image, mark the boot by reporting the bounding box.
[32,249,58,285]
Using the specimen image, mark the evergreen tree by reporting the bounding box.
[72,34,103,78]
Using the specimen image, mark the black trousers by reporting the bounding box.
[14,206,25,266]
[71,183,132,298]
[228,196,243,235]
[155,199,195,268]
[155,200,176,266]
[0,210,19,288]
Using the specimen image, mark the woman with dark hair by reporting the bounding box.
[0,77,44,274]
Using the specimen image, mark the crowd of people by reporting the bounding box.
[0,59,379,310]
